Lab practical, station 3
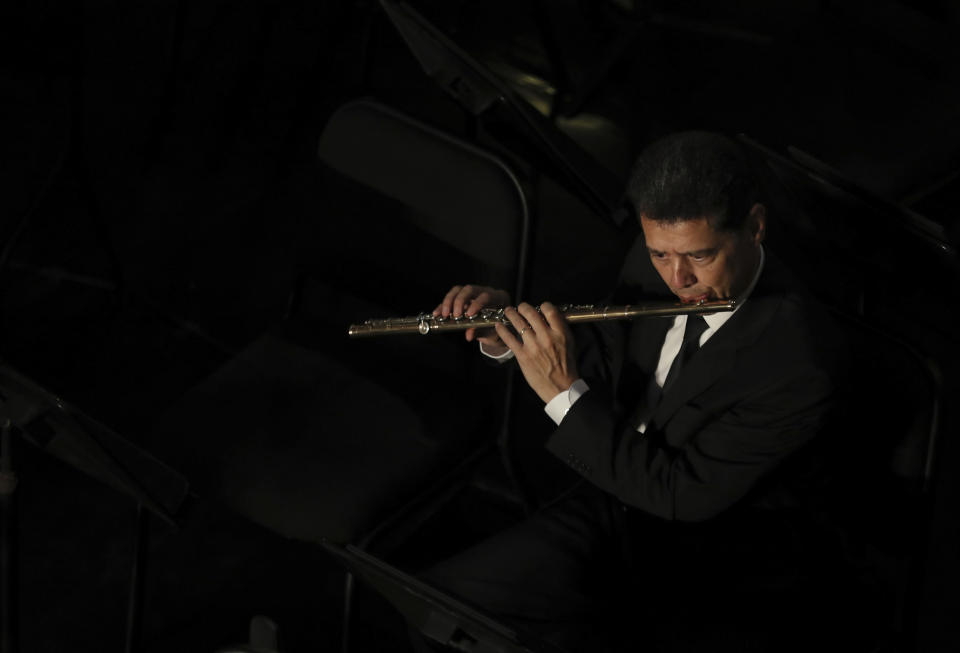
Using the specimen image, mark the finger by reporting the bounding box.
[495,322,521,351]
[539,302,569,334]
[465,327,475,342]
[454,285,476,316]
[517,302,548,334]
[433,303,443,317]
[466,290,491,316]
[503,306,530,336]
[441,285,463,317]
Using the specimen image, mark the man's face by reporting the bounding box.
[640,205,765,303]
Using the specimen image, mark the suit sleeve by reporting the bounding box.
[545,361,835,522]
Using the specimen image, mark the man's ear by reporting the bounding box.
[748,203,766,243]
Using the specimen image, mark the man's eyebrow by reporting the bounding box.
[684,247,717,257]
[645,247,717,256]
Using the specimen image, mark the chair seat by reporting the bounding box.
[151,331,495,544]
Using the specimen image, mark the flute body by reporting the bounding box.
[347,299,736,337]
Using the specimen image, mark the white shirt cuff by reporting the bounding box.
[544,378,590,425]
[479,341,515,362]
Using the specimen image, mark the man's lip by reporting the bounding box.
[679,294,709,304]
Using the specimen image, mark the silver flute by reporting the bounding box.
[347,299,736,337]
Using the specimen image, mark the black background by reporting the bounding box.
[2,1,960,651]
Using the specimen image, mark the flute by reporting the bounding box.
[347,299,736,337]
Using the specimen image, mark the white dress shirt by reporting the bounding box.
[543,245,766,428]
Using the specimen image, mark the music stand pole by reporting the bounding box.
[1,417,19,653]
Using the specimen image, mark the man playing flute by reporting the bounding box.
[423,131,845,651]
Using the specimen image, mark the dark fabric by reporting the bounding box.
[420,485,629,651]
[546,253,845,522]
[421,485,839,652]
[421,252,848,650]
[624,314,709,430]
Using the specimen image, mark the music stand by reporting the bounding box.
[320,540,568,653]
[0,361,190,653]
[378,0,625,226]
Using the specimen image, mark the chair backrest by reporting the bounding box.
[832,313,940,496]
[822,310,942,646]
[296,99,534,505]
[313,99,529,311]
[738,135,958,321]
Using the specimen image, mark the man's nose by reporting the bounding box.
[672,259,696,288]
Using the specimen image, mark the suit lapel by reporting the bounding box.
[631,316,674,374]
[650,326,737,429]
[616,316,673,412]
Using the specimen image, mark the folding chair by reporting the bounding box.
[149,98,531,651]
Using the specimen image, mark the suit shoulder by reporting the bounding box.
[742,287,847,388]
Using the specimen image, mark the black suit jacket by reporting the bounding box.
[546,252,844,522]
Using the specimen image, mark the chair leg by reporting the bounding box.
[124,504,150,653]
[497,369,536,514]
[248,615,280,652]
[213,615,280,653]
[341,571,355,653]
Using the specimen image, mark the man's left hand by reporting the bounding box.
[495,302,579,404]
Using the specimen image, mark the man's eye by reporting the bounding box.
[650,252,666,260]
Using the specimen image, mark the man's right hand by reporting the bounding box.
[434,284,511,355]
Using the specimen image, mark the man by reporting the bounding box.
[425,132,844,651]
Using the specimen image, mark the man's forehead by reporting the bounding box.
[640,215,725,250]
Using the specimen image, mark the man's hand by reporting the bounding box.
[434,284,511,355]
[495,302,579,403]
